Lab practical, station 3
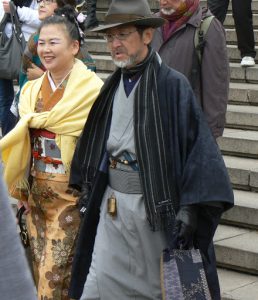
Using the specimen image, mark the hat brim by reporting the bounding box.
[90,17,165,33]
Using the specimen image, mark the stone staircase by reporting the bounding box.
[88,1,258,299]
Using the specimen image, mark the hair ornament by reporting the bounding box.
[77,12,87,23]
[74,16,85,46]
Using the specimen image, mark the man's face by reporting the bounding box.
[105,25,154,69]
[158,0,186,15]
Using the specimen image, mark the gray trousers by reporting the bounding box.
[80,185,167,300]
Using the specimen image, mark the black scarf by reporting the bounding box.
[79,48,178,231]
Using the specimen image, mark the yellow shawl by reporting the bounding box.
[0,59,103,191]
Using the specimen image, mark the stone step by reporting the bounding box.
[224,13,258,29]
[226,104,258,130]
[85,25,258,46]
[218,128,258,158]
[214,224,258,275]
[223,155,258,191]
[91,15,258,45]
[92,54,115,73]
[86,38,257,64]
[222,190,258,229]
[229,82,258,105]
[218,268,258,300]
[86,38,107,54]
[226,29,258,46]
[230,63,258,83]
[227,45,258,63]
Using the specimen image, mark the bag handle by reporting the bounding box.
[16,205,30,248]
[16,205,26,229]
[0,2,24,41]
[9,1,24,42]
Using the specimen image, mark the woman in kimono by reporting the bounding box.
[0,5,103,299]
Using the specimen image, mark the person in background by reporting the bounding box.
[151,0,229,139]
[0,159,37,300]
[207,0,256,67]
[84,0,98,29]
[68,0,234,299]
[0,0,40,136]
[0,5,103,299]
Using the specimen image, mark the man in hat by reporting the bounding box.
[68,0,234,299]
[151,0,229,139]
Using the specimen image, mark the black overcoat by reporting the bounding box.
[69,62,234,300]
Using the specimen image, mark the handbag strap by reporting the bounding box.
[0,1,24,41]
[9,1,24,40]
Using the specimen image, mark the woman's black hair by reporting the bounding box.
[38,5,85,46]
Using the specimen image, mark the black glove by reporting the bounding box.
[174,205,199,249]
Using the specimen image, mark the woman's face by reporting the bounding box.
[38,0,58,20]
[37,24,79,75]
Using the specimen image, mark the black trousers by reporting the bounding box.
[207,0,256,58]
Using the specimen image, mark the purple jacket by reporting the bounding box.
[151,7,229,138]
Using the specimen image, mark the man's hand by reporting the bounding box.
[27,63,44,80]
[174,205,199,249]
[3,0,11,13]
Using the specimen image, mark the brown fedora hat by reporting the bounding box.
[91,0,165,32]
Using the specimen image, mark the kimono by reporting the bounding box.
[26,73,81,299]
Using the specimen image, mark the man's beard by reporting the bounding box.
[112,54,138,69]
[160,7,176,15]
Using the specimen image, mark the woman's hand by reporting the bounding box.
[2,0,11,13]
[17,200,31,214]
[27,63,44,80]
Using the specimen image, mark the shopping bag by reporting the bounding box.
[161,248,212,300]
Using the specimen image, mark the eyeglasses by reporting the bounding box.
[103,30,138,42]
[37,0,56,5]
